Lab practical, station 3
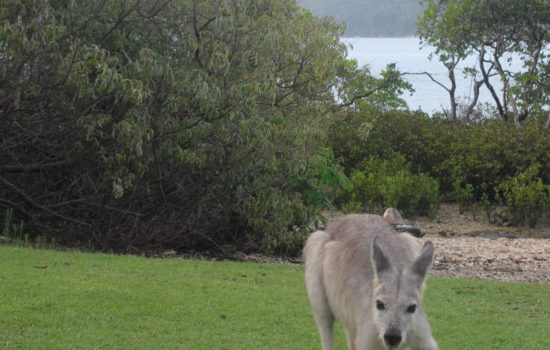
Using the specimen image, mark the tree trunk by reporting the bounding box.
[464,80,483,121]
[479,45,506,120]
[448,67,457,120]
[509,94,521,129]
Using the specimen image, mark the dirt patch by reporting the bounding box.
[412,203,550,282]
[420,236,549,282]
[412,203,550,239]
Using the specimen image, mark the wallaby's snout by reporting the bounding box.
[383,328,402,348]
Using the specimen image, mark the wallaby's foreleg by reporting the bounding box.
[409,309,439,350]
[314,306,334,350]
[345,327,357,350]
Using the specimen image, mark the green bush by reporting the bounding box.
[360,111,458,183]
[343,155,440,218]
[0,0,351,254]
[496,165,549,227]
[443,120,550,201]
[453,181,475,214]
[339,110,549,206]
[328,109,376,174]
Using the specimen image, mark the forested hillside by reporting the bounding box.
[297,0,424,37]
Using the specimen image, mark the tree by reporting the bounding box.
[418,0,550,126]
[337,61,413,111]
[416,0,482,120]
[1,0,416,254]
[0,0,351,253]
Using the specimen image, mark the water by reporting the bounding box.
[342,37,522,113]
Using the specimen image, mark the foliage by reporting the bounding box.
[364,111,456,174]
[333,109,549,224]
[418,0,550,125]
[359,111,549,200]
[496,165,549,227]
[336,60,414,110]
[327,108,376,174]
[444,119,550,200]
[0,0,359,254]
[2,246,550,350]
[453,181,475,214]
[343,155,440,217]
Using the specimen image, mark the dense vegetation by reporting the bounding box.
[0,0,407,254]
[0,0,342,254]
[1,0,548,255]
[297,0,424,37]
[332,110,549,225]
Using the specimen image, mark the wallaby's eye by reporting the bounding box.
[406,304,417,313]
[376,300,385,310]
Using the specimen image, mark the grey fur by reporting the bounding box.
[383,208,404,225]
[304,213,438,350]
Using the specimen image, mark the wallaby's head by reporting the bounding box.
[370,237,435,349]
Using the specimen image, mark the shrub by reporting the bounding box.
[496,165,549,227]
[443,119,550,201]
[453,181,475,214]
[0,0,349,254]
[327,109,376,174]
[342,110,549,204]
[343,155,440,218]
[361,111,458,183]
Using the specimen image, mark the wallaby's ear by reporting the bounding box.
[411,241,435,283]
[383,208,403,225]
[371,236,392,278]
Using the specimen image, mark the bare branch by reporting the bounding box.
[0,176,90,227]
[464,79,484,121]
[338,88,378,108]
[0,198,32,219]
[85,202,142,217]
[479,45,506,119]
[402,71,450,92]
[99,2,141,44]
[0,159,74,173]
[339,71,406,108]
[192,0,205,69]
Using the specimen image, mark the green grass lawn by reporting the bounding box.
[0,246,548,349]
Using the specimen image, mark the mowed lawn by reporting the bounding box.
[0,246,549,349]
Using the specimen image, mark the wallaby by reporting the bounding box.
[304,211,438,350]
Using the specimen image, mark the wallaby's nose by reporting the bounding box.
[384,330,402,347]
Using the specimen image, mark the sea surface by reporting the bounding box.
[342,37,522,113]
